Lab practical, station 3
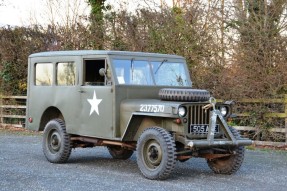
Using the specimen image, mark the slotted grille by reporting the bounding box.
[187,104,211,134]
[190,104,210,125]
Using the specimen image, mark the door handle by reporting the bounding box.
[78,90,85,93]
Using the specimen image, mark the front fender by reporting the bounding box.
[121,113,174,141]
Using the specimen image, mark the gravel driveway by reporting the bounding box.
[0,132,286,191]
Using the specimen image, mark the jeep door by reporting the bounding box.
[77,58,114,139]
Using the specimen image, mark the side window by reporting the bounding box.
[57,62,76,86]
[35,63,53,86]
[84,59,106,86]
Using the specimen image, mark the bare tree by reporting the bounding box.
[40,0,90,50]
[225,0,287,98]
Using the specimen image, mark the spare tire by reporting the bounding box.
[159,88,210,102]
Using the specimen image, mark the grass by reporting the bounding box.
[0,125,41,136]
[246,144,287,152]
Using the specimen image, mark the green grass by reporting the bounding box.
[246,144,287,152]
[0,126,41,136]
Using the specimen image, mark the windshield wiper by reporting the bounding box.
[154,59,167,74]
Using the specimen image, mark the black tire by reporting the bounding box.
[42,119,71,163]
[136,127,176,180]
[207,127,245,174]
[107,145,134,160]
[159,88,210,102]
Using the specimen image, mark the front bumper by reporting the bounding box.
[187,139,253,148]
[186,108,253,148]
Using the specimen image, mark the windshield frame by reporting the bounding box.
[110,56,192,87]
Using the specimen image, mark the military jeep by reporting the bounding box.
[26,50,252,180]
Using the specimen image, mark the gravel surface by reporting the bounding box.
[0,132,287,191]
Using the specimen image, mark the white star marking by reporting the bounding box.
[87,91,102,116]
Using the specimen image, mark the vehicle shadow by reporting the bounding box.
[65,148,221,180]
[66,148,139,174]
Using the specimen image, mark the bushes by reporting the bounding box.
[0,26,49,95]
[1,1,287,138]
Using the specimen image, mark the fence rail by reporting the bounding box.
[0,95,26,128]
[1,95,287,145]
[232,95,287,144]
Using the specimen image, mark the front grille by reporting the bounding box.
[187,104,211,135]
[190,104,210,125]
[186,104,222,138]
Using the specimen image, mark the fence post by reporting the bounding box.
[0,95,2,125]
[285,94,287,143]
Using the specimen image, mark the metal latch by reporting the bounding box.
[203,97,216,112]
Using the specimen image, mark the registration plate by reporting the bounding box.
[189,124,219,134]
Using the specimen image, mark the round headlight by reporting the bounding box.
[178,106,186,117]
[220,106,228,117]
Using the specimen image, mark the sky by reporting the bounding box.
[0,0,43,26]
[0,0,89,26]
[0,0,173,27]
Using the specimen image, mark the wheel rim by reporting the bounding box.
[143,140,162,169]
[48,130,61,153]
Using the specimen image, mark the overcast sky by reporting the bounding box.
[0,0,42,26]
[0,0,172,27]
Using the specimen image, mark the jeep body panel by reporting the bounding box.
[120,99,184,140]
[26,50,191,140]
[26,55,82,134]
[26,50,252,180]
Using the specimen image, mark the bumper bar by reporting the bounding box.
[187,139,253,148]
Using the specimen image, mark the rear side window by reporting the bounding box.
[57,62,76,86]
[35,63,53,86]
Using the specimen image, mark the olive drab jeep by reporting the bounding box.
[26,50,252,180]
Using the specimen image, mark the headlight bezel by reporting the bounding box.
[219,106,228,117]
[178,106,187,117]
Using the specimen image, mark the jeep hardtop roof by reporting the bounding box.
[29,50,184,59]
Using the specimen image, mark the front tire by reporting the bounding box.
[207,127,245,174]
[42,119,71,163]
[136,127,176,180]
[107,146,134,160]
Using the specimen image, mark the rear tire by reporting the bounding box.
[207,127,245,174]
[107,146,134,160]
[136,127,176,180]
[42,119,71,163]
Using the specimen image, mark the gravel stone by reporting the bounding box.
[0,133,286,191]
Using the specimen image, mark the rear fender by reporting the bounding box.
[39,107,64,131]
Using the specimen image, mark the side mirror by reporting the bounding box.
[99,68,106,77]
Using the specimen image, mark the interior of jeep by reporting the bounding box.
[84,59,105,86]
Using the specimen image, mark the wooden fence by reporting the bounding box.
[0,95,287,145]
[0,95,26,128]
[232,95,287,144]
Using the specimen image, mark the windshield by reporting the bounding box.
[151,61,189,86]
[113,59,190,86]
